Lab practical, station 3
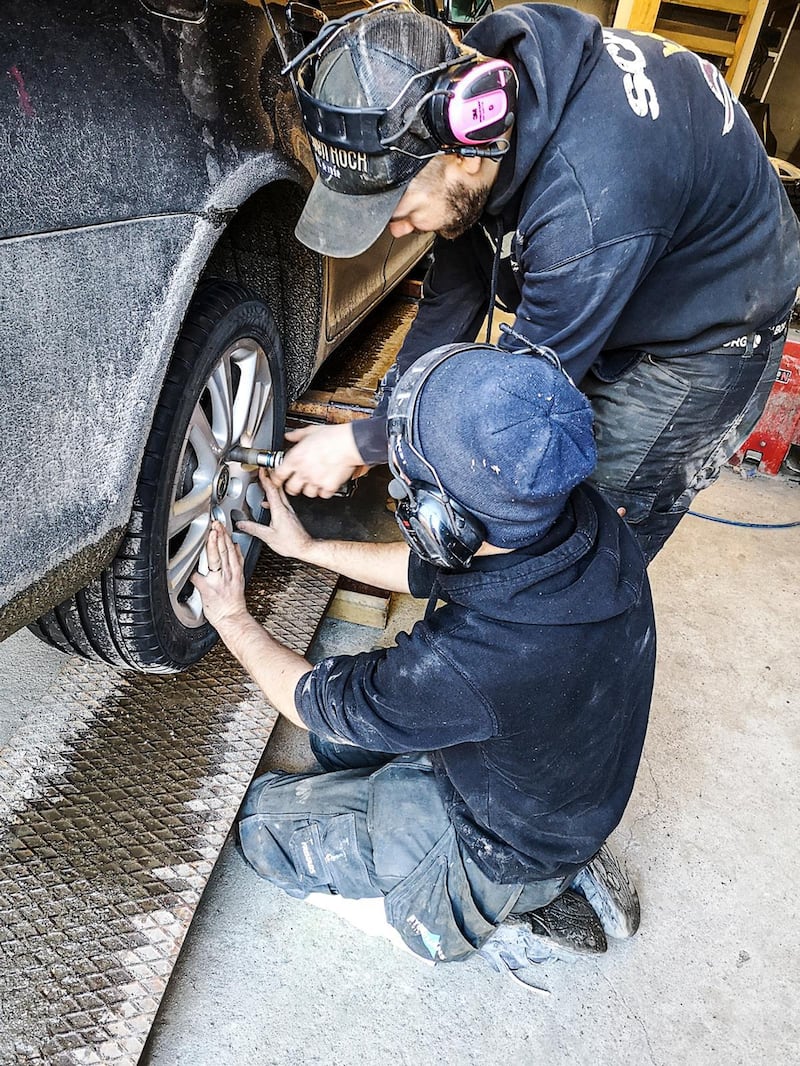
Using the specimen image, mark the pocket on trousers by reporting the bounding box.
[288,814,375,899]
[586,356,691,487]
[384,827,513,963]
[289,822,332,893]
[590,483,657,526]
[368,757,448,887]
[238,813,317,899]
[320,813,375,898]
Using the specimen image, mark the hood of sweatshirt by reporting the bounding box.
[432,485,646,626]
[464,4,605,215]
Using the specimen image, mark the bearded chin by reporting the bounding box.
[438,179,492,240]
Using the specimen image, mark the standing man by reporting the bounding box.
[274,1,800,561]
[193,342,655,971]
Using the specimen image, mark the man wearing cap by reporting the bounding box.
[193,342,655,971]
[274,1,800,563]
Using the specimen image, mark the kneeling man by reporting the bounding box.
[193,341,655,970]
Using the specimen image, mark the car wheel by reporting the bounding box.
[29,279,287,672]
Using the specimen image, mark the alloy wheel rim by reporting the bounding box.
[166,338,275,628]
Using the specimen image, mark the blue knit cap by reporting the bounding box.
[398,345,597,548]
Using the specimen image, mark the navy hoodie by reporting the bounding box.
[352,4,800,464]
[295,486,655,883]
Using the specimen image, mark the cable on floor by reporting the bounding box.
[687,510,800,529]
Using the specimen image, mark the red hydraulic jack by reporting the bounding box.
[729,330,800,476]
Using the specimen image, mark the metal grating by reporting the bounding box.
[0,554,337,1066]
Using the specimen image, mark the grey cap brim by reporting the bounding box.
[295,177,408,259]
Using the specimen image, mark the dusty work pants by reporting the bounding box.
[237,742,570,964]
[584,320,789,563]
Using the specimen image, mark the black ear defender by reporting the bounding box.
[388,475,486,570]
[387,345,487,570]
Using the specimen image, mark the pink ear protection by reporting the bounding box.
[428,57,517,152]
[288,0,518,165]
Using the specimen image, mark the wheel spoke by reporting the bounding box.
[246,378,275,443]
[230,343,273,444]
[188,405,220,473]
[167,520,208,598]
[207,355,234,448]
[168,483,213,539]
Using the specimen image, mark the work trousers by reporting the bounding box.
[584,323,789,563]
[237,739,570,964]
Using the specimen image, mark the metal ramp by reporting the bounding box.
[0,294,420,1065]
[0,556,337,1065]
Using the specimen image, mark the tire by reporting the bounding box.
[29,279,287,672]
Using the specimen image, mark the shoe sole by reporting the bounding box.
[572,846,641,939]
[527,890,608,954]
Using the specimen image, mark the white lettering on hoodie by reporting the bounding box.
[602,29,660,120]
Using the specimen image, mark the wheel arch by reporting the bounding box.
[0,164,325,640]
[104,165,327,556]
[198,177,325,403]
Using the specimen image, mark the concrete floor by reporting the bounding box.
[135,465,800,1066]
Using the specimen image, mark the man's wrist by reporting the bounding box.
[351,415,388,467]
[213,607,259,646]
[336,421,365,464]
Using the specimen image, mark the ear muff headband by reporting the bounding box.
[387,343,478,441]
[387,344,488,569]
[288,2,518,167]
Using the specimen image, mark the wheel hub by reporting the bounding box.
[214,464,231,501]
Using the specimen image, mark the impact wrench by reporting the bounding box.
[227,446,355,496]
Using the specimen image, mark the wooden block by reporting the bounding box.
[327,587,390,629]
[288,386,378,425]
[328,578,391,629]
[399,277,424,299]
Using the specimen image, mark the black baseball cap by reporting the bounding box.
[293,3,460,259]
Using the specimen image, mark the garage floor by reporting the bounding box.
[139,464,799,1066]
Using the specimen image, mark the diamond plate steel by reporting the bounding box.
[0,553,337,1066]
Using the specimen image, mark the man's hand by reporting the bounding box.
[237,476,316,561]
[241,471,411,593]
[192,519,314,728]
[271,422,368,498]
[191,521,250,634]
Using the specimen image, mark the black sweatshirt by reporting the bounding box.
[295,487,655,883]
[352,3,800,464]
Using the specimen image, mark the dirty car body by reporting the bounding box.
[0,0,428,670]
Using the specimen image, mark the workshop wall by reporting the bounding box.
[496,0,615,22]
[758,30,800,164]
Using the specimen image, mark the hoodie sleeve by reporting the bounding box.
[295,624,496,752]
[390,231,493,378]
[500,227,663,384]
[351,230,492,465]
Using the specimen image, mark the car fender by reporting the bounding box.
[0,152,308,637]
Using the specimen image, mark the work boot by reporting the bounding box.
[570,843,641,939]
[479,890,607,980]
[525,890,608,955]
